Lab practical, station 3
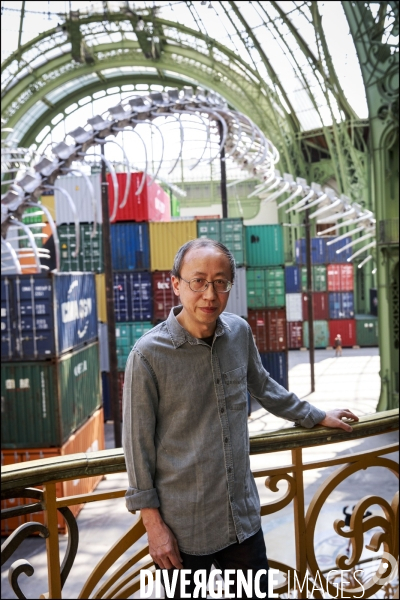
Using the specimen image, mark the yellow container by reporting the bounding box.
[95,273,107,323]
[149,221,197,271]
[40,195,56,222]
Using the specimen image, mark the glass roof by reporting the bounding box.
[1,0,371,134]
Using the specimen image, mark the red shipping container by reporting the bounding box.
[1,409,104,536]
[302,292,329,320]
[287,322,303,349]
[107,172,171,222]
[247,309,287,352]
[327,264,354,291]
[152,271,180,322]
[329,319,356,347]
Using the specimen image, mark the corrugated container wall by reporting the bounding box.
[1,408,104,535]
[152,271,180,322]
[107,172,171,222]
[302,321,329,348]
[285,293,303,322]
[245,225,284,267]
[285,266,301,293]
[1,342,101,448]
[1,273,97,361]
[327,264,354,291]
[55,174,102,224]
[102,372,124,422]
[58,224,103,272]
[197,219,246,265]
[287,322,303,349]
[149,221,198,272]
[110,222,150,271]
[301,266,327,292]
[247,309,287,352]
[113,272,152,322]
[302,292,329,321]
[224,267,247,318]
[246,267,285,309]
[325,237,353,263]
[98,322,110,372]
[328,292,355,319]
[355,315,379,346]
[259,352,289,390]
[116,321,153,369]
[329,320,356,347]
[295,238,327,265]
[95,274,107,323]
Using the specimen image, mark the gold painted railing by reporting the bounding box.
[1,409,399,599]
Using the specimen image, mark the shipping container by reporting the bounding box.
[301,265,327,292]
[355,315,379,347]
[39,193,56,222]
[287,322,303,349]
[116,321,153,369]
[152,271,180,322]
[285,266,301,293]
[110,222,150,271]
[302,292,329,321]
[19,207,43,249]
[285,293,303,322]
[197,218,246,265]
[247,309,287,352]
[247,267,285,309]
[224,266,247,318]
[98,322,110,372]
[95,274,107,323]
[245,225,284,267]
[327,264,354,291]
[149,221,198,271]
[1,273,98,360]
[302,320,330,348]
[325,236,352,264]
[1,342,101,448]
[1,408,104,535]
[295,238,327,265]
[329,319,356,348]
[80,224,104,273]
[58,223,80,271]
[101,371,123,422]
[113,272,152,322]
[55,174,102,224]
[1,277,13,360]
[107,172,171,222]
[328,292,355,319]
[259,352,289,389]
[370,288,378,316]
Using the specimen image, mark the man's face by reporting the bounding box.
[171,245,232,338]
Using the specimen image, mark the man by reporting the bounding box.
[335,333,343,357]
[122,239,358,599]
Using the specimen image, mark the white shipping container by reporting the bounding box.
[286,293,303,322]
[224,267,248,318]
[55,174,102,224]
[98,321,110,372]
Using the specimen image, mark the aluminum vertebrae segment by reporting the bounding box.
[1,342,101,448]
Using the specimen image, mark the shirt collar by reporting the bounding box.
[166,306,230,349]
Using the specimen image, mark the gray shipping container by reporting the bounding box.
[98,322,110,372]
[55,174,102,224]
[224,267,248,318]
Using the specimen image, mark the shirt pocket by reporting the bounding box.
[223,365,247,410]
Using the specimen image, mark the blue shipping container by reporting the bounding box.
[285,266,301,293]
[1,273,98,360]
[325,236,352,263]
[111,222,150,271]
[329,292,355,319]
[102,371,111,421]
[1,277,13,359]
[259,352,289,389]
[295,238,327,264]
[113,272,153,322]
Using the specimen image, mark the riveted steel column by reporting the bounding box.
[101,144,121,448]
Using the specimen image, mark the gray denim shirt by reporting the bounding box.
[122,307,325,555]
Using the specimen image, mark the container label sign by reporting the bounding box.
[74,360,88,377]
[41,371,47,418]
[61,298,93,323]
[157,282,170,290]
[155,196,165,214]
[19,379,30,389]
[5,379,15,389]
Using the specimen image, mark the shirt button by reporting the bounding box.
[216,379,220,384]
[227,467,232,473]
[220,408,225,414]
[230,496,233,502]
[224,437,228,443]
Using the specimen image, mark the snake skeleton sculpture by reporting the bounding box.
[1,86,377,273]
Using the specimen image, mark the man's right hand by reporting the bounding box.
[141,507,183,570]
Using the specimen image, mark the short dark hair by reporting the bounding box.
[171,238,236,282]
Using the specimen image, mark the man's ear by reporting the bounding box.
[171,275,180,297]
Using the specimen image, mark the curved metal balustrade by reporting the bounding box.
[1,409,399,599]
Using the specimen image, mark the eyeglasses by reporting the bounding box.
[180,277,232,293]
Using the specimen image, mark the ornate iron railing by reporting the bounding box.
[1,409,399,599]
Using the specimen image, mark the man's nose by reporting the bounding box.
[203,282,218,299]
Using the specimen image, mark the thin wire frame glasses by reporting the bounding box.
[180,277,233,293]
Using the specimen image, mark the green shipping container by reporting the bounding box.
[58,224,103,272]
[116,321,153,370]
[197,218,245,265]
[1,342,101,448]
[303,320,329,348]
[245,224,284,267]
[246,267,285,309]
[19,207,43,249]
[355,315,378,347]
[301,266,327,292]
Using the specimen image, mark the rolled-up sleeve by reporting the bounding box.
[122,347,161,512]
[246,326,326,428]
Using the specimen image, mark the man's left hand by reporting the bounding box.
[318,409,359,432]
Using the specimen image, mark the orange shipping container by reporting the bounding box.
[1,408,105,536]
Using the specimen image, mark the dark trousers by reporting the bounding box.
[157,528,269,599]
